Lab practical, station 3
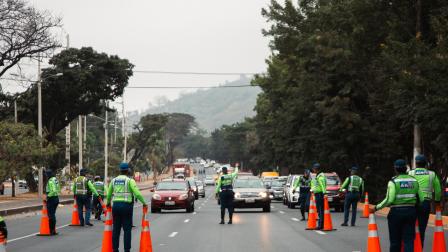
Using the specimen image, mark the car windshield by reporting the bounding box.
[234,179,264,189]
[271,180,284,187]
[195,181,203,186]
[156,182,187,191]
[205,176,213,180]
[327,176,340,185]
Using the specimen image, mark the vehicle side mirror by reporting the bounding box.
[150,188,155,192]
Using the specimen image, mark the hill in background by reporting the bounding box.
[128,76,261,132]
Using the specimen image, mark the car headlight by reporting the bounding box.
[234,192,241,199]
[259,192,268,198]
[152,194,161,200]
[179,194,188,200]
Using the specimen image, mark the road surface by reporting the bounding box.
[4,185,446,252]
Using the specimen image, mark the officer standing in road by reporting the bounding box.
[215,165,239,224]
[370,159,424,252]
[340,165,364,227]
[0,216,7,241]
[45,169,60,235]
[310,163,326,230]
[72,169,99,226]
[106,162,147,252]
[93,176,106,221]
[293,169,311,221]
[408,154,442,247]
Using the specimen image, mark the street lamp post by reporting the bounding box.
[104,105,108,185]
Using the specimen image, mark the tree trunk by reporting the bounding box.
[25,172,38,192]
[11,176,15,197]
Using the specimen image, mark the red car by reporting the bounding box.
[325,172,344,212]
[151,179,196,213]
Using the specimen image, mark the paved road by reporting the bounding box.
[5,187,447,251]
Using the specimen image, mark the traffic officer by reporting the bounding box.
[340,165,364,227]
[215,165,239,224]
[0,216,7,241]
[408,154,442,247]
[72,169,99,226]
[93,176,106,220]
[293,169,311,221]
[106,162,147,252]
[310,163,326,230]
[45,169,60,235]
[370,159,424,252]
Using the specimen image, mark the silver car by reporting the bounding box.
[195,181,205,198]
[233,177,271,212]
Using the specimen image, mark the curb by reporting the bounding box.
[0,185,154,217]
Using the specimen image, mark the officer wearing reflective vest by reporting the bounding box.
[106,162,147,252]
[45,169,60,235]
[371,159,424,252]
[72,169,99,226]
[311,163,326,230]
[340,165,364,227]
[408,154,442,247]
[215,165,239,224]
[93,176,106,220]
[292,169,312,221]
[0,216,7,242]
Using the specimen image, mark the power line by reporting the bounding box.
[133,70,260,76]
[126,84,257,89]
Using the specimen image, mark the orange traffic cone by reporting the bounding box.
[323,195,336,231]
[306,193,317,230]
[37,200,51,236]
[69,198,81,226]
[139,207,153,252]
[0,233,6,252]
[101,207,113,252]
[367,213,381,252]
[432,206,446,252]
[361,192,370,218]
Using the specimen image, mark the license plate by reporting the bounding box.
[328,197,333,202]
[245,199,255,203]
[165,201,175,206]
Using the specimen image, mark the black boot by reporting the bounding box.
[228,209,233,224]
[219,209,225,224]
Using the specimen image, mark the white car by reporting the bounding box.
[285,175,301,209]
[204,176,215,186]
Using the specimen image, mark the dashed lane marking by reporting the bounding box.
[291,218,300,222]
[184,219,190,223]
[8,224,70,243]
[279,211,285,214]
[315,231,326,235]
[169,232,178,238]
[193,212,197,215]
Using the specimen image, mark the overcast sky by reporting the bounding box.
[19,0,271,112]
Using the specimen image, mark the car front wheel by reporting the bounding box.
[151,207,160,213]
[263,205,271,212]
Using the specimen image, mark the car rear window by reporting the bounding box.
[156,182,187,191]
[271,180,285,187]
[326,176,340,185]
[234,179,264,189]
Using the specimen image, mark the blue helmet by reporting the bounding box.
[312,163,320,169]
[350,165,358,171]
[119,162,129,171]
[394,159,407,168]
[45,169,54,177]
[80,168,88,176]
[415,154,426,163]
[304,169,311,175]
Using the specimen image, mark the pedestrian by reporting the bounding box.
[72,169,99,226]
[340,165,364,227]
[93,176,106,220]
[370,159,424,252]
[293,169,311,221]
[45,169,60,235]
[310,163,326,230]
[215,165,239,224]
[106,162,147,252]
[0,216,7,241]
[408,154,442,247]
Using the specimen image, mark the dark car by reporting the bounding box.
[186,177,199,200]
[233,177,271,212]
[267,179,286,201]
[151,179,195,213]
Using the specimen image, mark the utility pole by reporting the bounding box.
[105,104,108,185]
[65,34,70,177]
[14,100,17,123]
[37,55,43,197]
[114,114,117,145]
[122,98,127,162]
[78,116,83,174]
[413,0,423,169]
[84,115,87,152]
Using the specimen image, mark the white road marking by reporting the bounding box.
[8,224,70,243]
[279,211,285,214]
[291,218,300,222]
[193,212,197,215]
[271,206,275,209]
[169,232,178,238]
[184,219,190,223]
[198,207,202,209]
[316,231,327,235]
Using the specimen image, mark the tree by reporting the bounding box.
[0,122,56,196]
[165,113,197,165]
[0,0,61,77]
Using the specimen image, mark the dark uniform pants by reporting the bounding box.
[76,195,92,225]
[387,207,417,252]
[219,190,234,220]
[315,193,324,229]
[343,192,360,225]
[298,191,310,218]
[416,200,430,247]
[47,196,59,233]
[112,202,133,252]
[92,195,103,220]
